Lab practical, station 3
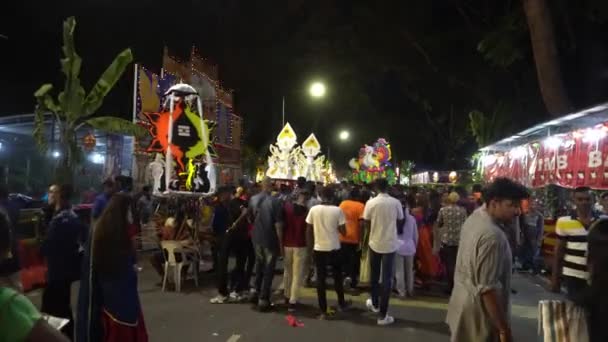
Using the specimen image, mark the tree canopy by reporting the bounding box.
[5,0,608,171]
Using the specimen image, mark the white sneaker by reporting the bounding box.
[210,295,228,304]
[229,291,242,302]
[377,315,395,326]
[366,298,379,313]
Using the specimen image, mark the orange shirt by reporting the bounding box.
[339,200,365,244]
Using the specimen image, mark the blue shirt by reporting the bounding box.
[92,193,111,219]
[249,192,284,251]
[41,208,86,283]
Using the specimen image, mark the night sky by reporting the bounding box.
[2,1,607,171]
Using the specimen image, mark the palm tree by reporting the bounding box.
[33,17,145,183]
[523,0,572,116]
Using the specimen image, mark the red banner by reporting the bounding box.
[483,125,608,189]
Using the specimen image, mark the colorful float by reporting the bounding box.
[264,123,336,183]
[349,138,396,184]
[138,83,217,196]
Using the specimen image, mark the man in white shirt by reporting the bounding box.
[363,178,404,326]
[306,187,350,319]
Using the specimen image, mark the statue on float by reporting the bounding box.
[301,134,323,182]
[266,123,298,179]
[263,123,333,182]
[139,83,216,195]
[349,138,395,184]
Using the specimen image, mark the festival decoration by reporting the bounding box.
[266,123,299,179]
[83,133,96,152]
[480,123,608,189]
[349,138,395,184]
[301,134,323,181]
[139,83,216,195]
[264,124,333,182]
[148,154,165,194]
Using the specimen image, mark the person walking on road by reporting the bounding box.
[574,218,608,342]
[519,198,544,274]
[77,194,148,342]
[306,187,350,319]
[248,178,284,311]
[211,187,250,304]
[395,198,418,298]
[363,178,404,326]
[338,189,365,290]
[446,178,528,342]
[437,191,467,294]
[41,184,86,340]
[551,187,598,299]
[281,189,311,312]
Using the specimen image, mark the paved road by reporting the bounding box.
[28,264,560,342]
[134,266,558,342]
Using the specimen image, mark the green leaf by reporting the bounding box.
[34,84,61,114]
[34,84,53,98]
[61,17,81,80]
[84,117,147,137]
[58,84,85,122]
[58,16,85,122]
[83,49,133,117]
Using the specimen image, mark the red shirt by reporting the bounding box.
[282,202,308,248]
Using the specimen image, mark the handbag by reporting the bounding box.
[539,300,589,342]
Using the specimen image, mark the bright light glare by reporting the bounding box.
[339,130,350,141]
[481,154,497,166]
[544,136,562,150]
[309,82,326,98]
[509,146,527,159]
[52,151,60,158]
[582,128,607,143]
[90,153,105,164]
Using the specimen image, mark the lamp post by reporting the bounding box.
[309,82,326,98]
[339,130,350,141]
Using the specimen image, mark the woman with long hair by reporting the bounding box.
[76,193,148,342]
[412,191,440,289]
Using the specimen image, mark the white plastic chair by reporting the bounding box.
[161,240,199,292]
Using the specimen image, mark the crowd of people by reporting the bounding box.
[0,177,149,342]
[1,175,608,341]
[203,177,516,329]
[204,177,608,341]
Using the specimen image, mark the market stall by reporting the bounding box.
[477,102,608,266]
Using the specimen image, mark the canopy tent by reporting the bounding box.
[478,102,608,190]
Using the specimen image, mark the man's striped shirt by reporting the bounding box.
[555,215,596,280]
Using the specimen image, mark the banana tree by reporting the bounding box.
[468,102,511,149]
[33,17,145,183]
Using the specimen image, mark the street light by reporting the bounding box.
[339,130,350,141]
[309,82,326,98]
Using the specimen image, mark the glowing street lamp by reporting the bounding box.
[309,82,326,98]
[339,130,350,141]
